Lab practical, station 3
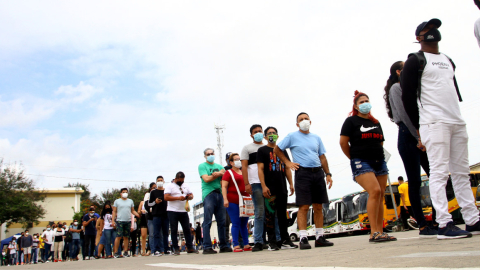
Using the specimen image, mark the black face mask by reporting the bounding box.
[176,181,184,187]
[421,28,441,42]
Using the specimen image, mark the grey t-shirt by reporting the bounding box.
[69,225,80,240]
[389,83,419,140]
[113,198,134,222]
[240,142,264,185]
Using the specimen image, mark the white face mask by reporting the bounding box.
[25,233,29,236]
[74,222,78,226]
[299,119,311,131]
[122,193,128,198]
[157,181,164,188]
[233,160,242,168]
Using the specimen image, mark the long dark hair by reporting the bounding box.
[100,200,112,218]
[384,61,404,122]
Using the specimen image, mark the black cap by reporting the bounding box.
[415,18,441,36]
[225,152,232,161]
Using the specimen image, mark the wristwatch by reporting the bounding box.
[326,173,332,177]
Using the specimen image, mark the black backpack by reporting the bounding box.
[407,51,463,105]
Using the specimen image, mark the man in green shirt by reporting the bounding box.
[198,148,232,254]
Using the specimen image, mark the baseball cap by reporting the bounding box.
[415,18,442,36]
[225,152,232,161]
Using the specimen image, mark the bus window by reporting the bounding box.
[287,211,297,228]
[307,208,312,227]
[358,192,369,214]
[323,202,337,227]
[385,185,401,209]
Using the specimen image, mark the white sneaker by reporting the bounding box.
[90,256,95,260]
[154,251,162,256]
[85,257,90,260]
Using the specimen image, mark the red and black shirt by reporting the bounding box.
[340,116,385,160]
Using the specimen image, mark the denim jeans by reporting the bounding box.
[251,183,265,244]
[152,216,169,253]
[103,229,115,256]
[147,219,154,253]
[44,243,51,261]
[202,191,227,250]
[69,239,80,259]
[32,248,37,263]
[397,122,431,228]
[226,203,249,247]
[167,211,193,251]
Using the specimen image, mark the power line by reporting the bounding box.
[25,174,199,184]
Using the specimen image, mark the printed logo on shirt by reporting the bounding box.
[360,125,377,132]
[431,62,450,70]
[268,151,285,172]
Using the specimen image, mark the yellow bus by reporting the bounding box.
[420,171,480,223]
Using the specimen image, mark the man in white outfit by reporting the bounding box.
[401,18,480,239]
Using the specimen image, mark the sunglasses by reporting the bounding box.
[179,187,184,194]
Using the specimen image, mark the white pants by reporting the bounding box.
[420,122,479,227]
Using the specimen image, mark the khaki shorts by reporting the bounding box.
[23,247,32,254]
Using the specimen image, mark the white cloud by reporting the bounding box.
[55,81,103,103]
[0,97,56,128]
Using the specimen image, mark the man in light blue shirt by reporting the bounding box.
[274,112,334,250]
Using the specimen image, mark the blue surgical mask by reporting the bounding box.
[253,132,263,142]
[207,155,215,163]
[358,103,372,114]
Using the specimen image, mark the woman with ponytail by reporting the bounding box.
[340,90,395,243]
[384,61,438,238]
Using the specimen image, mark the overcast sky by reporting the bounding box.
[1,0,480,206]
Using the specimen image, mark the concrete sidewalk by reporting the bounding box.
[15,227,480,269]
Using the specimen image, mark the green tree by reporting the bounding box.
[67,182,98,220]
[0,161,46,229]
[93,184,148,211]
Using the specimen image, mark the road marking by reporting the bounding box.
[393,251,480,258]
[147,263,480,270]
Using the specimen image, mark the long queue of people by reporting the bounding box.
[3,17,480,266]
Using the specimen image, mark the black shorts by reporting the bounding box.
[139,214,148,228]
[294,168,329,206]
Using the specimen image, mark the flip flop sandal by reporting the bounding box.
[233,247,244,252]
[369,232,389,243]
[381,233,397,241]
[243,246,252,251]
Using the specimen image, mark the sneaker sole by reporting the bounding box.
[466,231,480,235]
[267,248,279,251]
[299,246,312,250]
[437,234,472,240]
[419,234,438,239]
[281,246,297,249]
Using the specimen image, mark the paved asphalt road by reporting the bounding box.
[12,226,480,269]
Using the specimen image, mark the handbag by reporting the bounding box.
[185,200,191,212]
[228,170,254,217]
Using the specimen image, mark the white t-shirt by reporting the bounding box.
[240,142,264,184]
[418,52,465,126]
[103,213,113,230]
[41,230,55,244]
[8,243,16,254]
[165,183,192,212]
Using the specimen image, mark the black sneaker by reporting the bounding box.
[299,237,311,250]
[315,236,334,247]
[219,247,233,253]
[251,242,263,252]
[202,248,217,255]
[262,243,269,250]
[123,252,130,257]
[419,226,438,239]
[267,242,279,251]
[173,250,181,256]
[280,239,298,249]
[437,221,472,240]
[465,220,480,235]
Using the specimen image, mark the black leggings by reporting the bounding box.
[265,194,289,244]
[130,230,137,255]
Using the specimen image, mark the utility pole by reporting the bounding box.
[214,124,225,166]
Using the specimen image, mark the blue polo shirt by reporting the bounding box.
[277,131,326,168]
